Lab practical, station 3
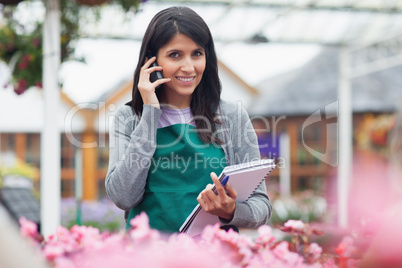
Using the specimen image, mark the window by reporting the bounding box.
[298,123,324,166]
[98,178,107,199]
[61,179,75,198]
[97,133,109,170]
[61,134,80,169]
[26,133,40,167]
[0,133,16,153]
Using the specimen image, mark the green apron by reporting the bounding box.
[126,124,226,233]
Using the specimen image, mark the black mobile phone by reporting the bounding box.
[147,54,163,88]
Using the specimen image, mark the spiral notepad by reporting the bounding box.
[179,159,276,236]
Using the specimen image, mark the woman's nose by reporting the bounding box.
[180,57,195,72]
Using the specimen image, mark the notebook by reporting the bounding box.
[179,158,276,236]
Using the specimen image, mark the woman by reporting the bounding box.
[105,6,272,233]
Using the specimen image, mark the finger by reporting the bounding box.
[153,77,171,88]
[197,195,208,211]
[147,65,162,72]
[145,56,157,67]
[204,188,218,203]
[200,189,217,211]
[140,66,161,80]
[224,183,237,199]
[140,57,158,74]
[206,184,214,190]
[210,172,226,197]
[197,193,204,205]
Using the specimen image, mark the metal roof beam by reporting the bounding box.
[155,0,402,14]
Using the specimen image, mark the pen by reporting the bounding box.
[221,175,229,186]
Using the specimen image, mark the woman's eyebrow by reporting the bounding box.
[164,48,205,54]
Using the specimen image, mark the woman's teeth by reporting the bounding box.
[177,77,194,82]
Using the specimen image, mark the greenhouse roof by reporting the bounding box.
[2,0,402,110]
[78,0,402,46]
[250,47,402,116]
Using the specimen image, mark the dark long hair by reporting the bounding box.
[130,6,222,144]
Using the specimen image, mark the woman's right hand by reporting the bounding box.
[138,56,171,109]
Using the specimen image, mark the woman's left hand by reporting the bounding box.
[197,172,237,221]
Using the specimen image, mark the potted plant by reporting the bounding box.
[0,0,145,95]
[0,2,80,94]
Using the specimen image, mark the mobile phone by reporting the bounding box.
[147,54,163,88]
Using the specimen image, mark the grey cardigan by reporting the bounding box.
[105,100,272,229]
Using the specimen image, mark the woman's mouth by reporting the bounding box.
[176,76,195,83]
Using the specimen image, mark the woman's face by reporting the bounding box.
[157,33,206,108]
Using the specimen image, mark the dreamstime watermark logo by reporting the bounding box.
[301,101,338,167]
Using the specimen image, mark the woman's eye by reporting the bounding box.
[194,51,204,57]
[169,52,179,58]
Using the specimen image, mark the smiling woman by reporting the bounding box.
[105,6,272,235]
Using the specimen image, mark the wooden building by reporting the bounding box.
[249,47,402,195]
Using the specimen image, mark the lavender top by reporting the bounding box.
[157,106,196,128]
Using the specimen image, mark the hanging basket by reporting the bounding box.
[75,0,109,6]
[0,0,25,5]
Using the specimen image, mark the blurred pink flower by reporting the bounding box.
[19,217,38,238]
[53,257,76,268]
[336,236,355,258]
[255,225,276,246]
[284,219,305,231]
[14,79,28,95]
[308,242,322,259]
[273,241,290,258]
[18,213,352,268]
[33,38,41,47]
[43,244,65,261]
[128,212,160,243]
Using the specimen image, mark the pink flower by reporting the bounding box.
[7,44,15,52]
[129,211,149,229]
[273,241,291,259]
[19,217,38,238]
[18,58,29,70]
[347,259,361,268]
[255,225,276,246]
[43,244,65,261]
[35,82,43,88]
[19,217,44,245]
[33,38,41,47]
[17,211,348,267]
[308,242,322,259]
[284,219,305,231]
[14,79,28,95]
[53,257,76,268]
[336,236,356,258]
[200,223,221,243]
[128,212,160,242]
[273,241,305,266]
[321,258,338,268]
